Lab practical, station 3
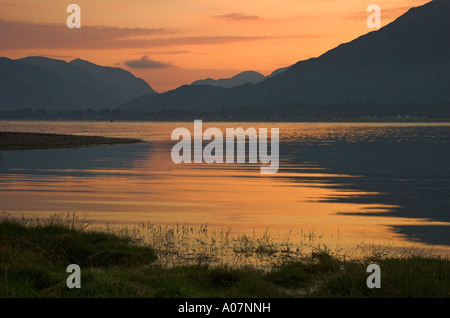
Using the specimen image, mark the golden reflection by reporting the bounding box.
[1,121,449,257]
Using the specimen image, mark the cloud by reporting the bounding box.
[124,55,174,68]
[345,6,412,21]
[0,2,45,10]
[213,12,262,21]
[0,19,270,50]
[148,35,268,46]
[0,19,179,50]
[26,53,74,59]
[140,50,190,55]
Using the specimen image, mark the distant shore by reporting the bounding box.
[0,131,143,151]
[1,101,449,122]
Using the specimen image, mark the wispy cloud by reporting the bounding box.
[0,2,45,10]
[25,53,75,59]
[140,50,190,55]
[345,6,412,21]
[0,19,177,50]
[0,19,270,50]
[213,12,262,21]
[147,35,268,46]
[124,55,174,68]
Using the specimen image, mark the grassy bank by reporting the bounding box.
[0,132,143,150]
[0,214,448,298]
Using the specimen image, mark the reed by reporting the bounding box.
[1,212,448,298]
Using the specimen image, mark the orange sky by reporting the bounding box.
[0,0,430,92]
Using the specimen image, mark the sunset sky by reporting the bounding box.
[0,0,430,92]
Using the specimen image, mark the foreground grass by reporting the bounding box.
[0,214,448,298]
[0,132,142,150]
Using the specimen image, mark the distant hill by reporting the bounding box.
[120,0,450,111]
[267,66,290,78]
[0,57,155,110]
[69,58,155,102]
[191,71,265,88]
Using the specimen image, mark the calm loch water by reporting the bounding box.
[1,121,449,256]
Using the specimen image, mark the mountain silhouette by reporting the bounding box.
[121,0,450,111]
[0,57,155,110]
[69,58,155,101]
[191,71,266,88]
[267,66,290,78]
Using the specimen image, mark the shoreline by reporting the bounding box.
[1,118,449,123]
[0,131,144,151]
[0,213,448,298]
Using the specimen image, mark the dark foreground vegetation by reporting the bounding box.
[0,214,448,298]
[1,102,449,122]
[0,132,143,150]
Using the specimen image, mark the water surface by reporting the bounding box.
[1,121,449,256]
